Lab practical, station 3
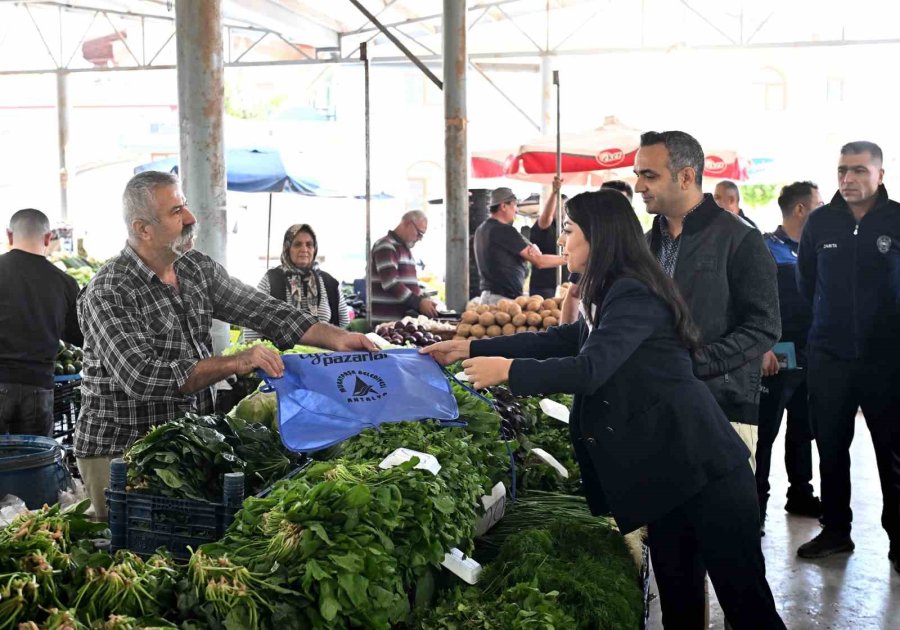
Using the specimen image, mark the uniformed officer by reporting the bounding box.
[796,142,900,574]
[756,181,824,535]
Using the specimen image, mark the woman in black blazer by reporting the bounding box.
[424,190,784,629]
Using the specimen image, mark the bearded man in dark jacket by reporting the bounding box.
[638,130,781,469]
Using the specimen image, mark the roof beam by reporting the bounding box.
[346,0,441,87]
[221,0,339,47]
[264,0,350,34]
[351,0,521,37]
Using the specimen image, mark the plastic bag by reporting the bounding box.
[262,349,459,452]
[0,494,28,526]
[58,478,88,510]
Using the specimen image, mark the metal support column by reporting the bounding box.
[443,0,468,313]
[56,70,69,221]
[175,0,229,352]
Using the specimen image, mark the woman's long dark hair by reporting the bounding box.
[566,189,700,349]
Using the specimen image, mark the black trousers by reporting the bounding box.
[648,465,785,630]
[755,369,815,514]
[807,349,900,541]
[0,382,54,437]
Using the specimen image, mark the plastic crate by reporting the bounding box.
[52,375,81,442]
[52,376,82,479]
[106,458,244,561]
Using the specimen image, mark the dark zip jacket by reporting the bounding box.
[648,194,781,424]
[764,227,811,365]
[796,185,900,361]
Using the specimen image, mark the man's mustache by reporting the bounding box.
[177,223,197,242]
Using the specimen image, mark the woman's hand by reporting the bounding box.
[461,357,512,389]
[419,339,471,366]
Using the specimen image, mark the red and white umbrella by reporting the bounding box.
[702,150,752,181]
[471,116,640,185]
[472,117,755,185]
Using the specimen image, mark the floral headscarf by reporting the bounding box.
[280,224,321,316]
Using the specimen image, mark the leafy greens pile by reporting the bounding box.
[200,453,488,629]
[124,413,298,502]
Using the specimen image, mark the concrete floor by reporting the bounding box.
[647,414,900,629]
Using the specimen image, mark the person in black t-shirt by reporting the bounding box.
[0,209,82,436]
[474,187,566,303]
[529,176,569,298]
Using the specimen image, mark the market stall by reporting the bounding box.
[0,343,648,629]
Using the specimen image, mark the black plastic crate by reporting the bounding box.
[106,458,244,561]
[52,376,81,443]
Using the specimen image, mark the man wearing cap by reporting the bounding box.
[474,187,566,304]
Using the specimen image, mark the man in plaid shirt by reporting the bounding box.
[76,171,376,519]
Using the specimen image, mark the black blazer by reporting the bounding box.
[470,277,749,534]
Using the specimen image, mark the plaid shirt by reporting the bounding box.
[75,245,317,457]
[657,217,681,277]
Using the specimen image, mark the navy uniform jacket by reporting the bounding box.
[764,227,811,366]
[797,185,900,361]
[470,278,749,534]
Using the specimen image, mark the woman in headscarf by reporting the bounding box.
[245,224,349,341]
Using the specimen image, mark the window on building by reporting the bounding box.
[753,66,787,112]
[407,177,428,211]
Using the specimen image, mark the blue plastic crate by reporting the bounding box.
[106,458,244,561]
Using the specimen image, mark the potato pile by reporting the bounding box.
[453,296,563,340]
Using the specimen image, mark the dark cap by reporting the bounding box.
[490,187,518,207]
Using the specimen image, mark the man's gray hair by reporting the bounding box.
[8,208,50,239]
[640,130,706,188]
[717,179,740,202]
[402,209,427,223]
[123,171,180,239]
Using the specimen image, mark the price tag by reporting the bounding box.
[379,448,441,475]
[441,548,482,585]
[454,371,470,382]
[539,398,570,424]
[474,482,507,537]
[480,481,506,511]
[530,448,569,478]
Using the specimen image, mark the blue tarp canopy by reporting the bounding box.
[135,147,328,195]
[134,146,392,268]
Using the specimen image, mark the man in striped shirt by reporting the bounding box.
[370,210,438,322]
